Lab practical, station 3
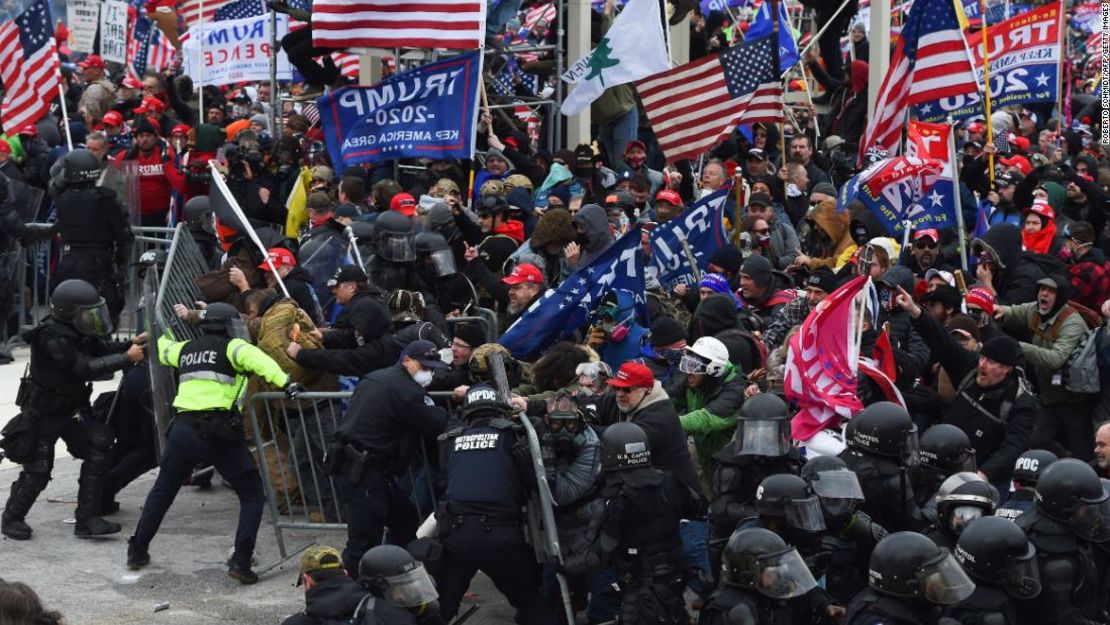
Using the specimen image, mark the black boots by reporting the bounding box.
[127,536,150,570]
[74,515,122,537]
[227,553,259,584]
[2,472,45,540]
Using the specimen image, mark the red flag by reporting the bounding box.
[873,326,898,381]
[785,275,876,441]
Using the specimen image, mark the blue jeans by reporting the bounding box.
[131,420,264,565]
[680,519,712,599]
[598,105,639,165]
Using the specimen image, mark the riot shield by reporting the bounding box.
[144,266,176,459]
[487,351,574,625]
[298,235,346,306]
[99,160,142,225]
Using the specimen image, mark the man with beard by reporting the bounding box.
[996,276,1092,460]
[788,134,831,192]
[1060,221,1110,310]
[763,268,837,350]
[904,229,950,279]
[987,172,1023,227]
[501,263,544,326]
[737,254,797,330]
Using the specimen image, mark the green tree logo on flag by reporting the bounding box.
[585,37,619,86]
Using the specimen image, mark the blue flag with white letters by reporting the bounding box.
[318,51,481,172]
[500,225,648,361]
[747,0,798,73]
[650,188,729,291]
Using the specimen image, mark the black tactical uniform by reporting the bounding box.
[182,195,224,271]
[0,280,136,539]
[845,531,975,625]
[1013,459,1110,625]
[565,421,700,625]
[699,527,818,625]
[368,212,427,293]
[838,402,926,533]
[947,516,1041,625]
[923,473,999,550]
[911,424,977,520]
[357,545,447,625]
[435,385,553,625]
[51,150,134,327]
[995,449,1057,521]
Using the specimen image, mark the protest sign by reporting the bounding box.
[67,0,100,54]
[181,13,291,86]
[99,0,129,64]
[650,188,730,291]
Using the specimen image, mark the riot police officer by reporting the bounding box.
[995,449,1057,521]
[51,149,134,327]
[925,472,999,549]
[283,545,374,625]
[0,280,143,540]
[699,527,819,625]
[838,402,926,532]
[911,424,977,519]
[414,231,474,316]
[435,384,553,625]
[710,393,801,567]
[358,545,446,625]
[1013,459,1110,625]
[948,516,1041,625]
[368,211,425,293]
[845,531,976,625]
[127,302,301,583]
[565,421,700,625]
[182,195,223,270]
[800,455,887,604]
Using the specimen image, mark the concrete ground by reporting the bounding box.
[0,346,518,624]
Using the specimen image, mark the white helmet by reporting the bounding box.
[680,336,730,377]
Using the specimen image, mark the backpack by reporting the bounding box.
[1065,325,1107,394]
[319,595,376,625]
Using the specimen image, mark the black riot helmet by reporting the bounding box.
[374,211,416,263]
[721,527,818,599]
[184,195,216,235]
[1011,449,1058,487]
[414,231,456,278]
[954,516,1041,599]
[198,302,240,335]
[918,424,976,475]
[51,279,112,337]
[934,472,999,536]
[868,532,975,604]
[755,473,827,532]
[60,149,102,185]
[357,545,439,608]
[801,455,865,522]
[1034,458,1110,542]
[736,393,791,457]
[457,384,509,422]
[845,402,920,466]
[600,422,651,471]
[426,202,458,242]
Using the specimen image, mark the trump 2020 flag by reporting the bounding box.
[560,0,670,116]
[905,120,958,232]
[500,224,647,361]
[650,188,729,291]
[746,0,799,73]
[785,275,875,443]
[837,155,947,235]
[318,51,481,172]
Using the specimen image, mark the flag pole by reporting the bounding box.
[269,5,280,138]
[1055,1,1066,132]
[979,0,994,189]
[771,0,788,201]
[197,0,205,116]
[948,117,968,272]
[57,84,73,151]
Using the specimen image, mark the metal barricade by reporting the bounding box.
[247,390,450,566]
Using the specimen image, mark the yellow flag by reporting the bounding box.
[953,0,971,31]
[284,166,312,238]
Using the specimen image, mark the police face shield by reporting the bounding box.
[785,495,827,532]
[920,551,976,605]
[901,426,922,466]
[73,298,113,337]
[1002,543,1042,599]
[948,505,984,534]
[427,248,457,277]
[809,469,865,501]
[737,419,791,457]
[755,548,819,599]
[1069,495,1110,543]
[383,563,439,608]
[380,233,416,262]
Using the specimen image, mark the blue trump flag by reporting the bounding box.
[500,224,648,361]
[747,0,798,73]
[318,51,481,172]
[837,156,950,235]
[650,188,729,291]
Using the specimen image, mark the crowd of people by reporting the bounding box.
[0,0,1108,623]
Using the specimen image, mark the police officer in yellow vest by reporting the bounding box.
[126,302,304,584]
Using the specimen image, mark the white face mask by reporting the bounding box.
[412,369,434,387]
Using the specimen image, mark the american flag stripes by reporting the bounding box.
[860,0,978,156]
[311,0,486,50]
[637,35,783,163]
[179,0,231,28]
[0,0,59,133]
[127,14,176,81]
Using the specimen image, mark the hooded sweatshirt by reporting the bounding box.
[974,223,1060,305]
[803,199,854,271]
[573,203,615,266]
[281,575,371,625]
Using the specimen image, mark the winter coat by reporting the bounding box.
[877,266,932,378]
[1001,300,1089,405]
[574,203,615,267]
[256,298,337,393]
[973,223,1062,305]
[1065,246,1110,311]
[803,199,854,271]
[670,364,746,477]
[279,575,371,625]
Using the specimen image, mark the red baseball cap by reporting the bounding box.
[1009,136,1030,152]
[122,76,143,90]
[608,362,655,389]
[258,247,297,271]
[655,189,682,205]
[914,228,940,243]
[967,121,985,134]
[390,192,417,217]
[135,97,165,114]
[18,125,36,137]
[102,111,123,127]
[999,155,1032,176]
[78,54,105,70]
[501,263,543,285]
[0,141,11,155]
[965,287,996,316]
[171,123,191,136]
[1025,199,1054,222]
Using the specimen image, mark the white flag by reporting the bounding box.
[560,0,669,116]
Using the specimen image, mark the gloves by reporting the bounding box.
[283,381,306,400]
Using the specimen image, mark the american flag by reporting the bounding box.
[334,52,360,79]
[311,0,485,50]
[637,35,783,164]
[0,0,59,134]
[514,104,541,151]
[860,0,978,156]
[180,0,230,28]
[513,1,556,44]
[127,13,176,81]
[214,0,266,20]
